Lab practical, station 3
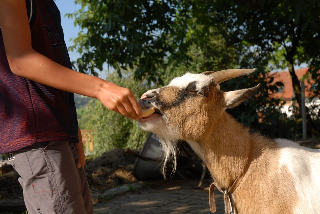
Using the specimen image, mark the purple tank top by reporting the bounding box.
[0,0,78,153]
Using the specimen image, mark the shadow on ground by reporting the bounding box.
[93,178,225,214]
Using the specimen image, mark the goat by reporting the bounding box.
[138,69,320,214]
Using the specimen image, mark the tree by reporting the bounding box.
[206,0,320,117]
[68,0,179,83]
[67,1,244,83]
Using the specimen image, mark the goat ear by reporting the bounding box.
[224,84,260,109]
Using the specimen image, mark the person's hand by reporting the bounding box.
[96,81,142,120]
[76,128,86,169]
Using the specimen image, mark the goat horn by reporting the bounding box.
[203,68,257,84]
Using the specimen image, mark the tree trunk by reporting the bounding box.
[285,23,303,118]
[287,63,302,117]
[288,60,320,135]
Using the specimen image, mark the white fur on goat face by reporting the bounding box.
[139,73,223,141]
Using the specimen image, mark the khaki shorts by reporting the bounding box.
[8,141,93,214]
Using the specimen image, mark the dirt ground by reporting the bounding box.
[85,148,138,194]
[0,168,21,200]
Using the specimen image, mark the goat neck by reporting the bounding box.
[198,112,253,190]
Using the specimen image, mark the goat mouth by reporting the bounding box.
[138,98,163,120]
[140,107,163,120]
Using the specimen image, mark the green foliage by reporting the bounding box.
[77,107,92,129]
[208,0,320,116]
[75,94,93,129]
[68,1,243,83]
[74,94,91,109]
[69,0,319,91]
[82,71,149,155]
[68,0,179,82]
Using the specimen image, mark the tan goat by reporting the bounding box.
[138,69,320,214]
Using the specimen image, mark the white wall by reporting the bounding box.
[280,98,320,118]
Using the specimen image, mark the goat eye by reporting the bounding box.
[188,90,205,97]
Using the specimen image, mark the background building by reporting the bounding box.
[270,68,319,118]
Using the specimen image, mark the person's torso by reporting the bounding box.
[0,0,78,153]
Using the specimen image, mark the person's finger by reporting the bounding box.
[128,95,142,119]
[77,154,85,168]
[122,96,140,120]
[102,97,129,118]
[118,89,140,120]
[116,103,133,119]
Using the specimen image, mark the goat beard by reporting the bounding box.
[139,115,180,178]
[159,138,178,179]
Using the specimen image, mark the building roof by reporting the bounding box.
[270,68,315,100]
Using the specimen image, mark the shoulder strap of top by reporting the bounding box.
[26,0,37,28]
[0,0,36,30]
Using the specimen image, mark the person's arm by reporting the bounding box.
[0,0,142,120]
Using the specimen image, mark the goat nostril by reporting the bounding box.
[140,94,148,99]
